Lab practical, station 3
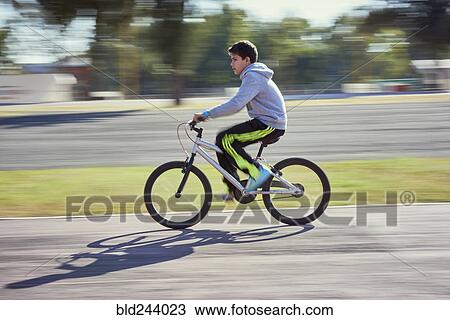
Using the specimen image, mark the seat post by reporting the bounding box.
[256,143,266,158]
[256,136,280,159]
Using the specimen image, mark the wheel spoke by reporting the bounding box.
[144,161,212,229]
[262,158,330,226]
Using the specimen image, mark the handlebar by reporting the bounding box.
[187,120,197,129]
[187,120,203,135]
[177,119,205,156]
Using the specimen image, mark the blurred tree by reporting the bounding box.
[0,28,8,61]
[189,5,251,88]
[6,0,442,97]
[366,28,414,79]
[37,0,92,26]
[331,15,415,82]
[327,16,369,83]
[270,18,311,85]
[402,0,450,59]
[148,0,187,104]
[135,0,209,104]
[37,0,137,93]
[362,0,450,59]
[359,7,399,33]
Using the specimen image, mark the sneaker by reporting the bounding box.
[245,165,272,192]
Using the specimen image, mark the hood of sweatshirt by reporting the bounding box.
[240,62,274,80]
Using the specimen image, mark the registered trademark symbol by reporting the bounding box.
[400,191,416,206]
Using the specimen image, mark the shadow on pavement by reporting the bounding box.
[5,225,314,289]
[0,110,141,129]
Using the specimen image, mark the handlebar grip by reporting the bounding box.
[187,120,197,130]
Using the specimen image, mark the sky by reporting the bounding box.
[0,0,387,63]
[196,0,386,27]
[0,0,387,28]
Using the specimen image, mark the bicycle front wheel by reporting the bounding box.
[262,158,331,226]
[144,161,212,229]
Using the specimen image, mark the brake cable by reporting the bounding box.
[176,123,190,157]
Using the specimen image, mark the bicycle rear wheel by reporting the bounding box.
[144,161,212,229]
[262,158,331,226]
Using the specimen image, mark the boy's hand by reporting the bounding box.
[192,113,207,122]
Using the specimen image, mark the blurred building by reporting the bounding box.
[0,56,93,105]
[412,60,450,91]
[0,73,76,105]
[22,56,92,100]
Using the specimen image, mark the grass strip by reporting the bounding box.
[1,157,449,217]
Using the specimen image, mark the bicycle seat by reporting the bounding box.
[261,136,280,147]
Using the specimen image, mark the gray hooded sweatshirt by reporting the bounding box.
[205,62,287,130]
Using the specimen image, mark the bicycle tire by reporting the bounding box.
[144,161,212,229]
[262,157,331,226]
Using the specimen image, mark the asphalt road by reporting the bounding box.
[1,101,450,169]
[1,203,449,299]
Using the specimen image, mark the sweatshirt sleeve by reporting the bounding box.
[205,73,262,118]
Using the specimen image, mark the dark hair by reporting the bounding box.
[228,40,258,63]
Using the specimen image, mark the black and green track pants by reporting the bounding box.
[215,118,285,192]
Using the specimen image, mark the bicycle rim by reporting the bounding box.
[144,161,212,229]
[263,158,331,225]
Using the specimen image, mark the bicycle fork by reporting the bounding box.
[175,153,196,198]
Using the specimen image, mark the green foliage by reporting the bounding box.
[3,0,449,96]
[0,28,8,57]
[363,0,450,59]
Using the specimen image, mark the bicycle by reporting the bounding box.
[144,121,331,229]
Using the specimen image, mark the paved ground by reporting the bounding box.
[1,204,449,299]
[1,99,449,299]
[1,101,450,169]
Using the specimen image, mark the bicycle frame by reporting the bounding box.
[183,129,302,197]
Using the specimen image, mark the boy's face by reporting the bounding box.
[229,53,251,76]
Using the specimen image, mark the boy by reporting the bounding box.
[192,40,287,199]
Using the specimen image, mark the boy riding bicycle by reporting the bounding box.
[192,40,287,200]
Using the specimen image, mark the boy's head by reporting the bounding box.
[228,40,258,75]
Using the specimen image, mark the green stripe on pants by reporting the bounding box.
[222,127,275,179]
